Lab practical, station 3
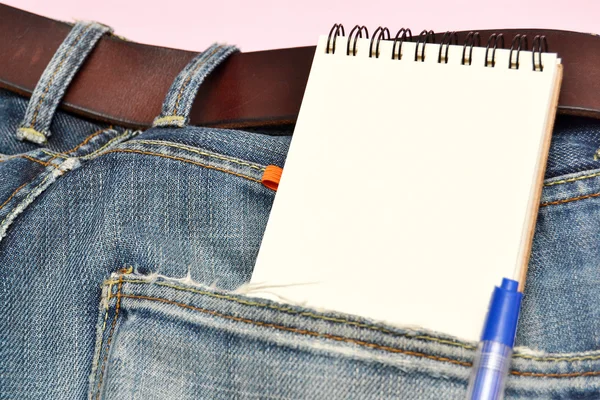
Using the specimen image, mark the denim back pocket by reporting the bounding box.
[89,272,600,400]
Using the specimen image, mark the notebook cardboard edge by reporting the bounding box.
[517,62,564,292]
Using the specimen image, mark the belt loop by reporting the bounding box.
[152,44,238,128]
[16,21,112,145]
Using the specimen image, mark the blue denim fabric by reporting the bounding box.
[2,20,600,400]
[2,87,600,399]
[16,21,111,144]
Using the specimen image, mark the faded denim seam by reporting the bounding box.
[0,155,50,167]
[0,157,80,241]
[103,277,600,364]
[16,21,112,144]
[0,182,30,210]
[21,155,50,166]
[93,136,270,184]
[99,148,263,184]
[36,130,136,163]
[545,171,600,186]
[63,127,113,153]
[132,139,266,171]
[0,172,59,226]
[122,293,473,365]
[102,288,600,378]
[93,276,124,400]
[0,155,45,166]
[80,130,139,159]
[12,132,269,193]
[48,127,116,160]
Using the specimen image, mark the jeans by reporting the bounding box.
[1,21,599,400]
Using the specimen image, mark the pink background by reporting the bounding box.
[5,0,600,52]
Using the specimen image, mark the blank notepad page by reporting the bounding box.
[251,35,562,341]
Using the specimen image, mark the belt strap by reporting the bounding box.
[2,4,600,131]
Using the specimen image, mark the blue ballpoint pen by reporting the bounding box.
[466,278,523,400]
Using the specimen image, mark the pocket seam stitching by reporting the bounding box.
[545,171,600,187]
[98,149,263,184]
[119,293,472,369]
[540,191,600,207]
[132,139,266,171]
[105,278,600,364]
[94,276,124,400]
[115,292,600,378]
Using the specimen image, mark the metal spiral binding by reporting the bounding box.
[326,24,548,71]
[532,35,548,71]
[415,30,435,62]
[326,24,344,54]
[509,34,528,69]
[392,28,412,60]
[462,32,480,65]
[347,25,368,56]
[438,31,458,64]
[370,27,390,58]
[485,34,504,68]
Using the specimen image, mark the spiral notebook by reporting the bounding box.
[250,28,563,342]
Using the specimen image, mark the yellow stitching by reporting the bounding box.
[153,116,185,124]
[94,279,114,366]
[40,129,116,162]
[0,171,57,227]
[40,149,65,158]
[17,128,47,143]
[20,155,50,167]
[82,130,132,159]
[173,45,223,115]
[65,127,114,154]
[95,276,123,400]
[99,149,262,184]
[30,24,93,126]
[545,171,600,187]
[105,277,600,362]
[0,182,30,210]
[89,286,111,400]
[119,266,134,274]
[101,292,111,331]
[512,370,600,378]
[120,294,473,368]
[119,293,600,378]
[47,153,69,159]
[48,128,116,162]
[105,279,475,349]
[133,139,266,171]
[514,353,600,362]
[540,192,600,207]
[0,153,52,165]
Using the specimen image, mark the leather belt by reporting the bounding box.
[2,3,600,130]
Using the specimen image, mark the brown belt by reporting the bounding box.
[2,4,600,130]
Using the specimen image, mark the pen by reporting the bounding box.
[466,278,523,400]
